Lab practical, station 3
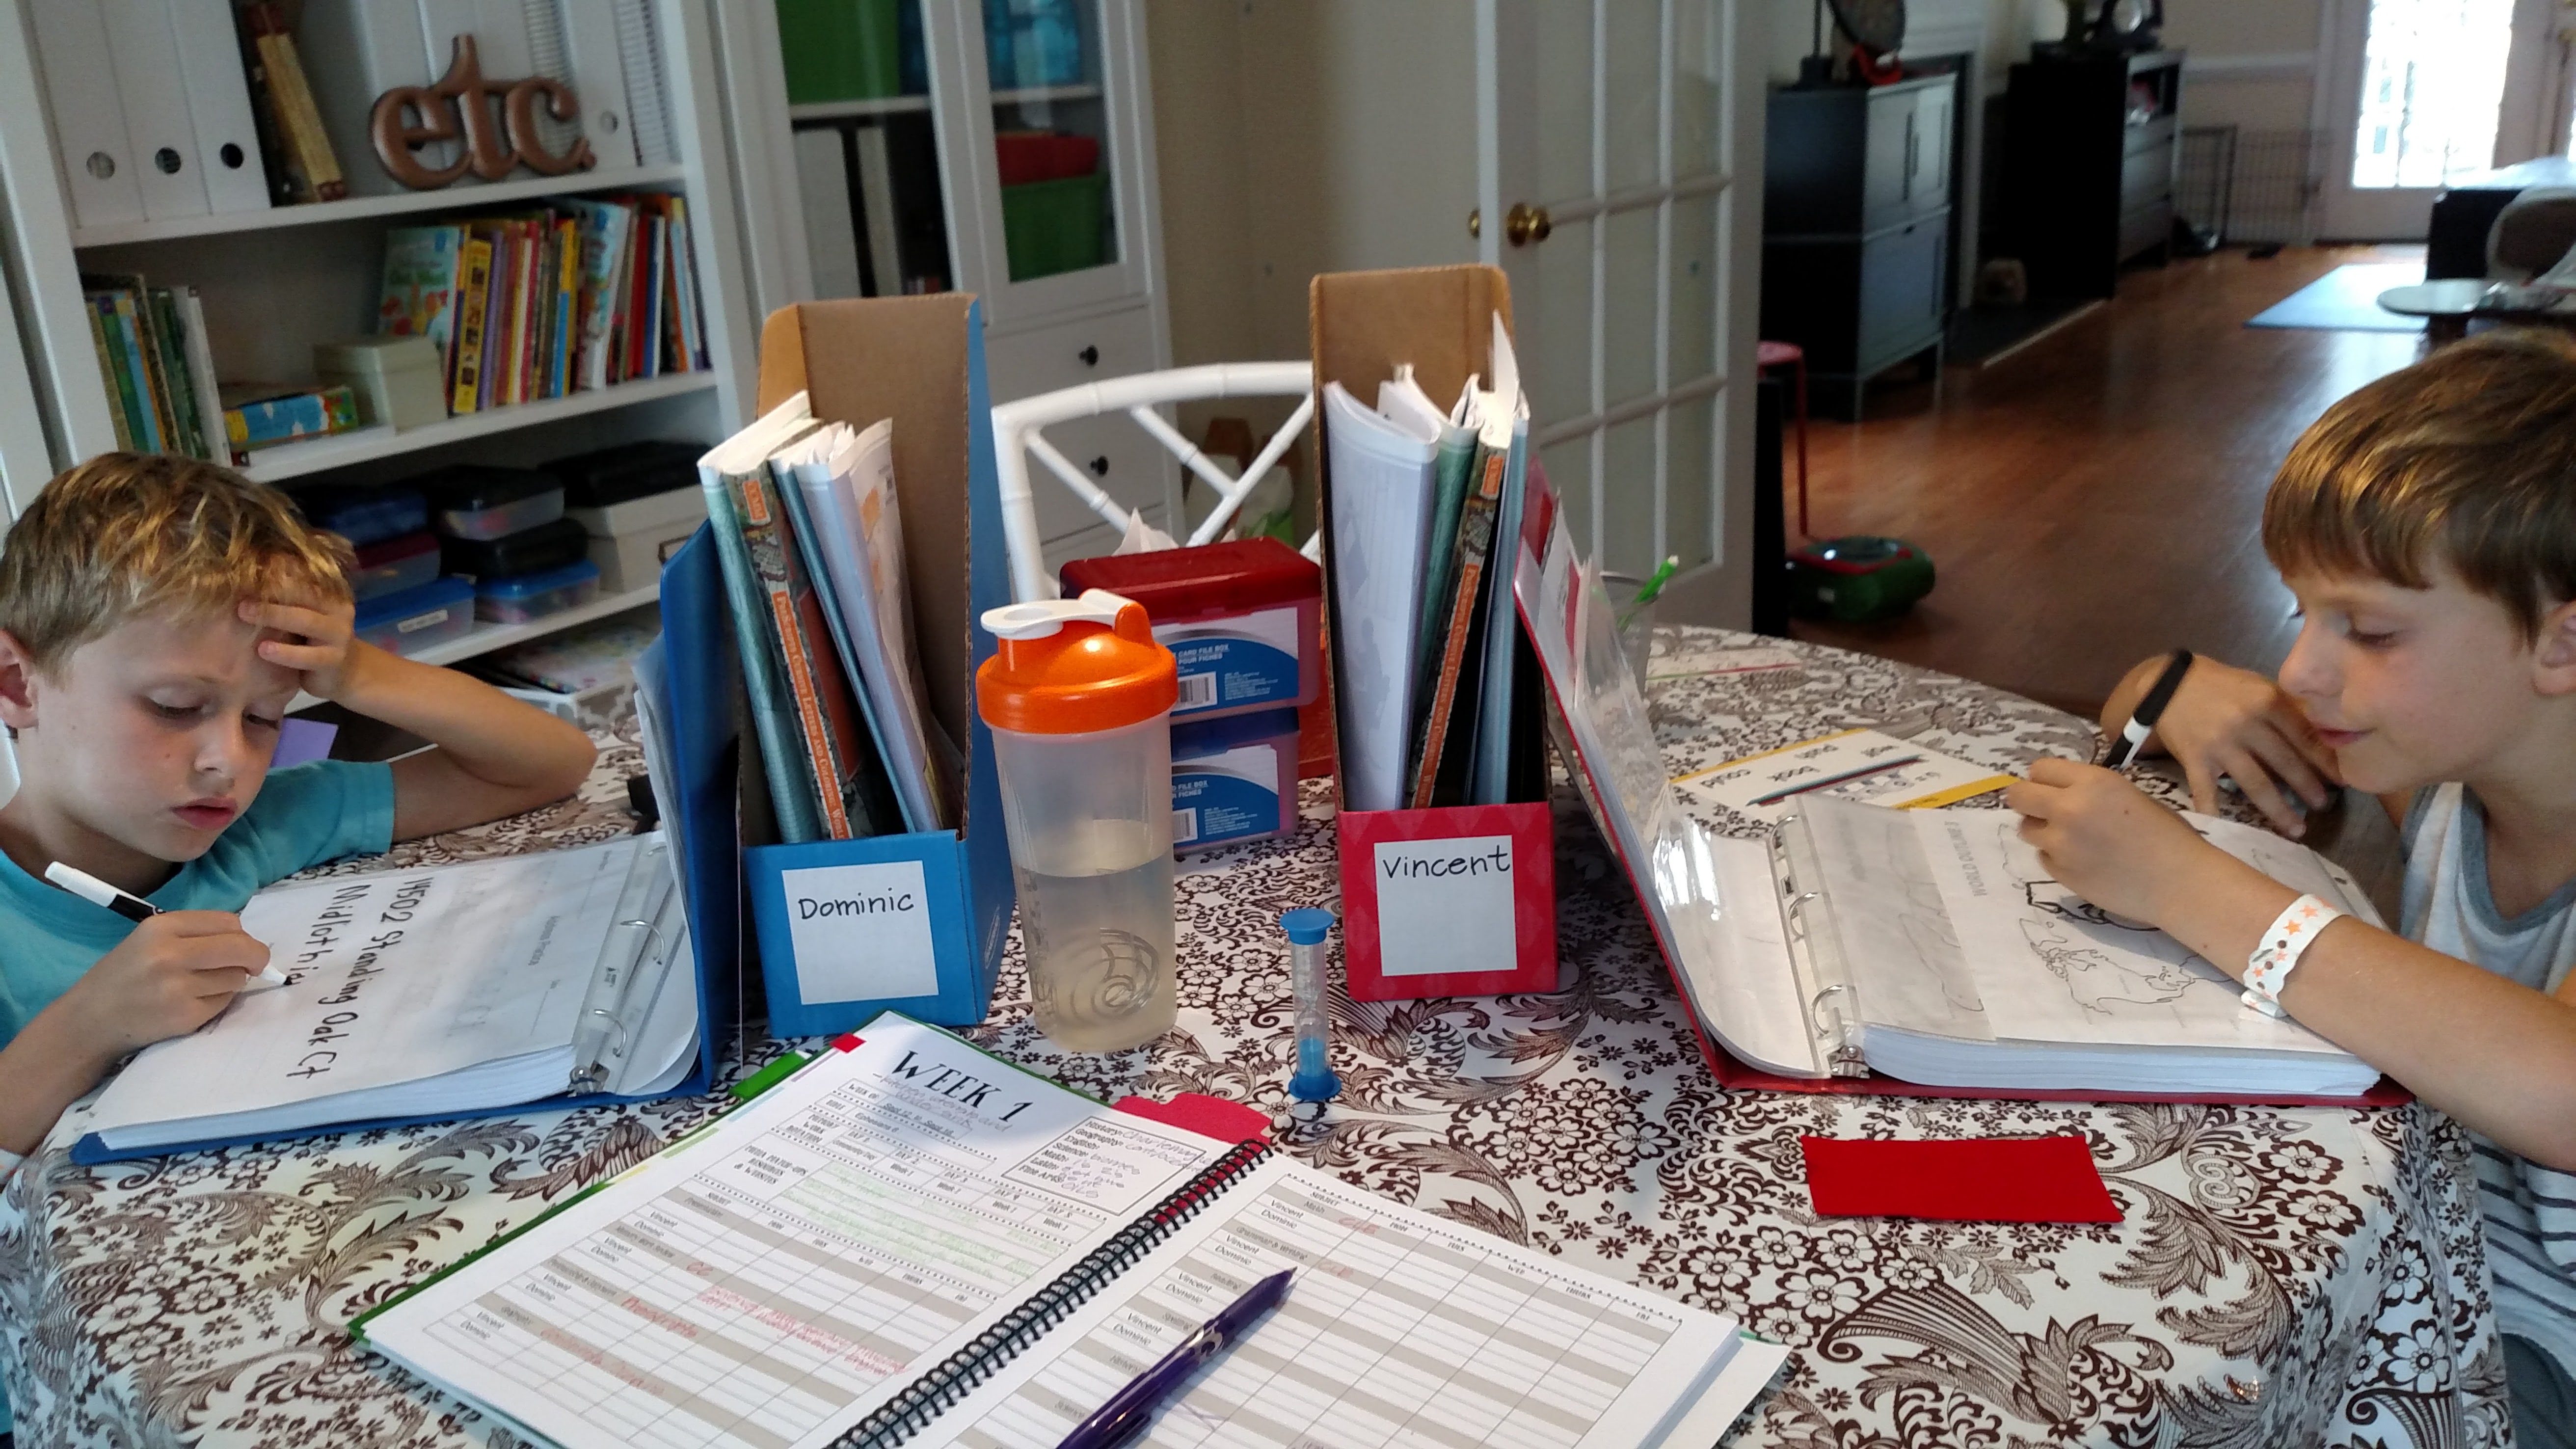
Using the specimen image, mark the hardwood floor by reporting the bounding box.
[1779,245,2428,715]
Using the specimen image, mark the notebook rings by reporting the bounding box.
[836,1139,1270,1448]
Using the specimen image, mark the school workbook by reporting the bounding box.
[358,1014,1782,1449]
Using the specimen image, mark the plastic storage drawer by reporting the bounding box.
[302,485,427,547]
[354,576,475,657]
[350,533,441,602]
[477,559,600,623]
[417,465,565,540]
[441,517,590,582]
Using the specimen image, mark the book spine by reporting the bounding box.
[1406,448,1505,808]
[451,238,493,415]
[698,468,827,844]
[554,218,579,397]
[82,297,136,453]
[245,16,344,200]
[147,291,205,460]
[128,291,182,456]
[175,289,229,462]
[106,293,166,454]
[736,466,854,840]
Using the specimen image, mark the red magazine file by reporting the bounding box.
[1338,802,1558,1000]
[1310,265,1559,1001]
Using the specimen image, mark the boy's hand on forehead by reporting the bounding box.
[240,595,369,703]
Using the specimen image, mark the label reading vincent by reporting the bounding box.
[1372,833,1517,977]
[781,859,938,1003]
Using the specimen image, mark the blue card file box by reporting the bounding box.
[718,295,1016,1037]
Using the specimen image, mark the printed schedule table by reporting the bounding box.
[914,1162,1748,1449]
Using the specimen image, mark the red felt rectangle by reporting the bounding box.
[1800,1135,2123,1223]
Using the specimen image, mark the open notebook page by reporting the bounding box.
[904,1156,1764,1449]
[362,1017,1233,1449]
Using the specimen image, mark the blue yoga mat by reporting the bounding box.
[2247,262,2429,332]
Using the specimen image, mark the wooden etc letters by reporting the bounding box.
[370,35,595,189]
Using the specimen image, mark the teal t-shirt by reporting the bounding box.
[0,759,397,1049]
[0,759,392,1436]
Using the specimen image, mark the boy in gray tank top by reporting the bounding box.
[2008,332,2576,1447]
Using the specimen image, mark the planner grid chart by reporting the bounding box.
[414,1115,1129,1449]
[946,1175,1690,1449]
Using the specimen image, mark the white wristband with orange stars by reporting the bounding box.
[2242,893,2343,1019]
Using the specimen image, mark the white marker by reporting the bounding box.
[44,861,287,990]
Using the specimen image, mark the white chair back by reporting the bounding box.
[989,361,1315,602]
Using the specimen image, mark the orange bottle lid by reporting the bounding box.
[976,589,1179,735]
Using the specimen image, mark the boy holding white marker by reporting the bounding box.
[0,456,592,1203]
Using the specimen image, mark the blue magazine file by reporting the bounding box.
[739,295,1015,1037]
[69,535,747,1166]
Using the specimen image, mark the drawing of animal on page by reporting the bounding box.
[2018,918,2201,1015]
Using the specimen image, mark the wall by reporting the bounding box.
[2165,0,2324,134]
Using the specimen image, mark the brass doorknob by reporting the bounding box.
[1504,202,1552,246]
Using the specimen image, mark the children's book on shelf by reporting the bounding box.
[1512,496,2392,1102]
[79,273,235,462]
[373,194,708,418]
[355,1012,1786,1449]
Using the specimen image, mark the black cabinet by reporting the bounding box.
[1762,73,1956,418]
[2001,50,2184,299]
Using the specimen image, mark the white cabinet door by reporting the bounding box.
[921,0,1160,329]
[1484,0,1761,624]
[0,275,54,523]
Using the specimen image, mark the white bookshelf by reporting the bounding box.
[0,0,756,672]
[241,373,718,484]
[69,164,692,249]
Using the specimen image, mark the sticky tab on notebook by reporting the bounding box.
[1800,1135,2121,1223]
[1114,1092,1272,1145]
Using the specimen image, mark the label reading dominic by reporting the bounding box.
[780,859,939,1004]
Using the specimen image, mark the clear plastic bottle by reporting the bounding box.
[977,590,1180,1051]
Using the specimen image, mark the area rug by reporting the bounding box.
[2246,262,2429,331]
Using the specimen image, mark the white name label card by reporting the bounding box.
[781,859,939,1003]
[1373,834,1517,977]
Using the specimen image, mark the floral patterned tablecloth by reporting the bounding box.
[0,627,2506,1449]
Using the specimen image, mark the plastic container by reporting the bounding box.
[1001,172,1110,282]
[777,0,904,103]
[976,589,1180,1052]
[985,0,1084,89]
[313,335,445,430]
[544,439,705,509]
[416,465,565,541]
[1060,537,1322,721]
[349,533,442,602]
[1170,707,1299,853]
[301,484,427,547]
[354,575,475,657]
[441,516,590,582]
[476,559,600,624]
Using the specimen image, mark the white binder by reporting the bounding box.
[170,0,272,215]
[29,0,145,230]
[554,0,641,170]
[100,0,211,221]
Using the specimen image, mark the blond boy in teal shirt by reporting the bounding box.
[0,454,596,1437]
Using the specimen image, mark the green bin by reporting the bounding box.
[777,0,905,103]
[1001,173,1110,281]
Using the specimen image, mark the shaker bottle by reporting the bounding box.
[976,589,1181,1051]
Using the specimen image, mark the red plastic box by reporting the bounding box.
[1060,538,1322,722]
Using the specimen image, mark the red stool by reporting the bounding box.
[1756,340,1811,539]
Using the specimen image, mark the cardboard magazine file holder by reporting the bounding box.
[721,295,1016,1037]
[1311,265,1557,1001]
